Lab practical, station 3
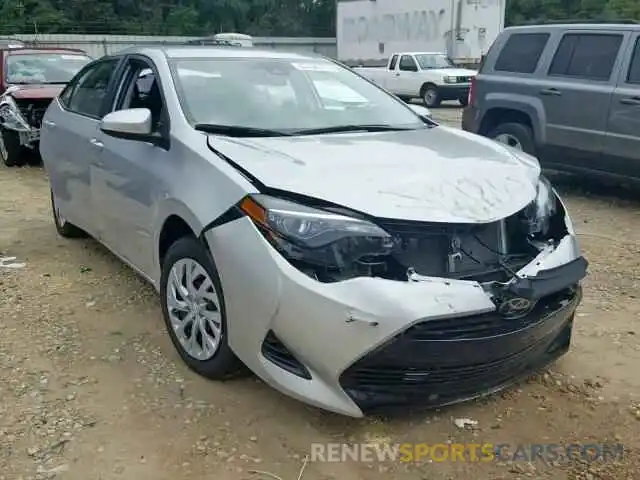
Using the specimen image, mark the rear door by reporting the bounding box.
[42,57,121,234]
[537,31,627,173]
[602,33,640,180]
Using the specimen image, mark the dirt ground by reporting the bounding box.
[1,110,640,480]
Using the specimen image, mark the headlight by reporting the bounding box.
[239,195,393,281]
[523,176,557,237]
[443,76,456,84]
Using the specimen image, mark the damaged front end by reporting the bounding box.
[237,175,586,300]
[232,176,587,413]
[0,90,49,149]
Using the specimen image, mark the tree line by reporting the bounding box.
[0,0,637,37]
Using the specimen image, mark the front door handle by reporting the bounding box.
[395,72,400,76]
[43,119,56,127]
[540,88,562,96]
[620,96,640,105]
[89,138,103,148]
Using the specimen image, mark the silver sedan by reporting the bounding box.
[40,46,587,417]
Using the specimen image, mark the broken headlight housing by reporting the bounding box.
[523,176,558,238]
[239,195,393,281]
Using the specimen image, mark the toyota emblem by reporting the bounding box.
[498,296,535,319]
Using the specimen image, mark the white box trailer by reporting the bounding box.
[336,0,506,66]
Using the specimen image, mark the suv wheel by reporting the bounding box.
[51,190,87,238]
[0,127,25,167]
[488,122,536,156]
[160,236,243,380]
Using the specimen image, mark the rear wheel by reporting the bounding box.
[488,122,536,156]
[51,189,87,238]
[160,236,243,380]
[0,127,25,167]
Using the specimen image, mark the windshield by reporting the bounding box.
[414,54,455,69]
[170,57,424,133]
[5,53,92,84]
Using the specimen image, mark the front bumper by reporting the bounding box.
[204,217,585,417]
[437,84,470,101]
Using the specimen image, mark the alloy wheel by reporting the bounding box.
[166,258,223,361]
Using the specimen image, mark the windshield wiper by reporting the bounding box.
[195,124,292,137]
[291,124,418,135]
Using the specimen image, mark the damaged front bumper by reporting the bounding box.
[204,211,587,417]
[0,99,42,148]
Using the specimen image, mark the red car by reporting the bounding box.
[0,47,92,166]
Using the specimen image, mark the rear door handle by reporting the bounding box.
[89,138,103,148]
[620,96,640,105]
[540,88,562,96]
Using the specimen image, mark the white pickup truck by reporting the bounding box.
[353,52,477,108]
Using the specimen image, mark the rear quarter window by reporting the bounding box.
[548,33,623,81]
[493,33,550,74]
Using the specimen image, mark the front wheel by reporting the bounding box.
[160,236,243,380]
[0,127,25,167]
[422,86,441,108]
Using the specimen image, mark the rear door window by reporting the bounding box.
[626,37,640,84]
[389,54,398,70]
[494,33,550,74]
[548,33,623,81]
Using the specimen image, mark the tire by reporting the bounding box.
[458,95,469,107]
[488,122,536,156]
[0,127,25,167]
[160,236,243,380]
[26,146,42,166]
[422,85,441,108]
[51,189,87,238]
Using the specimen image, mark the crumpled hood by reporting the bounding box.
[5,84,63,99]
[207,127,541,223]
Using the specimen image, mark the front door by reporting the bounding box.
[538,32,624,174]
[602,34,640,180]
[91,57,170,277]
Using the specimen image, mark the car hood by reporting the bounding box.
[5,84,63,99]
[207,127,541,223]
[430,67,477,77]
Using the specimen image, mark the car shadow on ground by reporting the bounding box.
[547,172,640,207]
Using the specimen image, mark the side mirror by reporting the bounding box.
[408,104,432,119]
[100,108,166,147]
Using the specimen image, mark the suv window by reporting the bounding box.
[389,55,398,70]
[548,33,623,81]
[494,33,550,74]
[64,59,119,118]
[627,37,640,84]
[398,55,418,72]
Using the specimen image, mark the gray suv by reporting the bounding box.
[462,23,640,182]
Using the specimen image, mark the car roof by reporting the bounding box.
[117,45,324,61]
[505,23,640,33]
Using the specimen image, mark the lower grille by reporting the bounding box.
[261,330,311,379]
[340,287,579,412]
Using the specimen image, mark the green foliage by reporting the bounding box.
[0,0,635,36]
